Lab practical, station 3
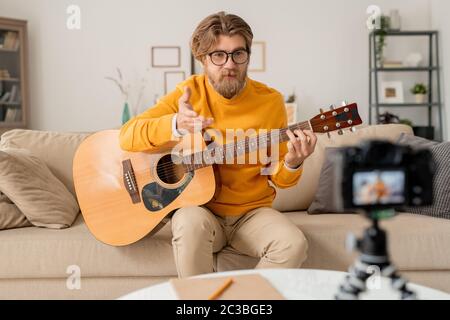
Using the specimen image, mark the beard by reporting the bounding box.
[206,67,247,99]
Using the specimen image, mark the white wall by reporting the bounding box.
[1,0,443,137]
[431,0,449,140]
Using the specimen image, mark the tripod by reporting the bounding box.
[335,209,416,300]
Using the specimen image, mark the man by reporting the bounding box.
[119,11,317,278]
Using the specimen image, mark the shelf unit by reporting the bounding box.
[0,17,29,135]
[369,30,443,141]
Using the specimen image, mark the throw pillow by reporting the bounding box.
[397,136,450,220]
[307,147,354,214]
[396,132,440,150]
[0,148,80,228]
[0,191,31,230]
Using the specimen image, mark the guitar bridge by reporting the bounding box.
[122,159,141,204]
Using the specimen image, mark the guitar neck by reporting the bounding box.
[182,120,311,172]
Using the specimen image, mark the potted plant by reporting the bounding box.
[410,83,427,103]
[375,15,390,67]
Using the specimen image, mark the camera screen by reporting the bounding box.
[353,170,405,206]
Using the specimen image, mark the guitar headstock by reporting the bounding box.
[309,102,362,137]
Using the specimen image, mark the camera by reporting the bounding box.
[335,140,435,211]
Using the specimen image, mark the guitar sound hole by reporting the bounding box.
[156,154,185,185]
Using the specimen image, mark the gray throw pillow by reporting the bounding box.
[398,138,450,220]
[307,148,353,214]
[396,132,440,150]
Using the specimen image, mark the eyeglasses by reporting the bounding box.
[208,49,249,66]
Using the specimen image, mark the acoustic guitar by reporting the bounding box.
[73,103,362,246]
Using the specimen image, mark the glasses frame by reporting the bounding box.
[207,49,249,66]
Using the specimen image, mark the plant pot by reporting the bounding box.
[413,126,434,140]
[414,94,427,104]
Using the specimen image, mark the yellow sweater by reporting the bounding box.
[119,74,303,216]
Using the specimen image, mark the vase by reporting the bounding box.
[122,102,131,125]
[414,94,427,104]
[389,10,401,31]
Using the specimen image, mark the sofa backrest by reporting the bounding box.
[0,124,413,211]
[271,124,414,212]
[0,129,91,197]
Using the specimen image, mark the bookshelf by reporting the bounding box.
[0,17,29,135]
[369,30,444,141]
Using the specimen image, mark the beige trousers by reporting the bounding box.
[171,206,308,278]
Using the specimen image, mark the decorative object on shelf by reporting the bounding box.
[105,67,151,124]
[389,9,401,31]
[284,90,297,124]
[404,52,423,67]
[375,15,391,67]
[410,83,427,103]
[378,111,400,124]
[151,46,181,68]
[380,81,404,103]
[164,71,185,94]
[382,60,403,68]
[248,41,266,72]
[413,126,434,140]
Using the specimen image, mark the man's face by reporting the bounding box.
[203,35,249,99]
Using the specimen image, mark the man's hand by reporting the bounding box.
[284,129,317,169]
[176,86,214,134]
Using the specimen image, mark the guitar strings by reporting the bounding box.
[140,123,313,181]
[145,121,317,179]
[133,110,356,180]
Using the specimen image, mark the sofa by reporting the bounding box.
[0,123,449,299]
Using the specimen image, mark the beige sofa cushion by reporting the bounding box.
[0,212,449,279]
[272,124,414,212]
[0,129,91,197]
[0,192,31,230]
[0,148,79,229]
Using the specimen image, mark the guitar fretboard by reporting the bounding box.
[182,120,311,172]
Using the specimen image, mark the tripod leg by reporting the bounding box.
[382,264,417,300]
[335,259,372,300]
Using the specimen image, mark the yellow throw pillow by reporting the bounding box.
[0,148,80,229]
[0,192,31,230]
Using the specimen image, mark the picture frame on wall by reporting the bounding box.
[380,81,404,103]
[151,46,181,68]
[164,71,185,94]
[190,54,204,75]
[248,41,266,72]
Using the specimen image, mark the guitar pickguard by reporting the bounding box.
[141,172,194,212]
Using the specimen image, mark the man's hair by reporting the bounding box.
[190,11,253,62]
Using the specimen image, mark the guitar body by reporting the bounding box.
[73,130,215,246]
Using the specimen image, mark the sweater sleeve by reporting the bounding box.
[268,94,303,189]
[119,88,182,152]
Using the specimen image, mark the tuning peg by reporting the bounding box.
[329,104,336,110]
[320,108,324,113]
[341,100,348,106]
[337,129,344,135]
[327,132,331,139]
[350,126,357,133]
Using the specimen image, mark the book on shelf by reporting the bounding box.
[0,92,11,103]
[3,106,18,122]
[0,31,19,50]
[8,85,18,103]
[382,61,403,68]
